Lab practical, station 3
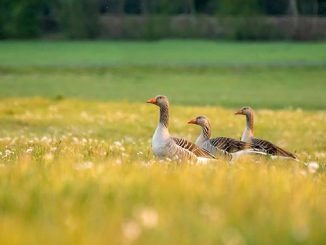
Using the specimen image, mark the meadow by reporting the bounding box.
[0,41,325,244]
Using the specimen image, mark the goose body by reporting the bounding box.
[188,116,261,160]
[235,106,297,160]
[147,96,215,163]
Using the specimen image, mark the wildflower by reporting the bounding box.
[138,208,159,228]
[26,148,33,153]
[306,162,319,174]
[122,221,141,241]
[75,161,93,170]
[113,141,123,147]
[41,136,51,143]
[44,153,54,161]
[4,149,13,157]
[50,147,57,152]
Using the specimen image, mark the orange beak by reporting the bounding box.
[234,109,243,115]
[146,97,157,104]
[187,118,197,124]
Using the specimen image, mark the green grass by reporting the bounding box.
[0,40,325,109]
[0,66,325,109]
[0,40,326,67]
[0,98,325,244]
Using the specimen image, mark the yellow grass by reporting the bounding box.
[0,98,325,244]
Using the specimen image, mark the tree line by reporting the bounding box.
[0,0,324,39]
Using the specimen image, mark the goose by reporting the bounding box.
[147,95,215,163]
[235,106,297,160]
[188,115,262,159]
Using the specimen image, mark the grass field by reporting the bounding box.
[0,41,325,244]
[0,41,326,109]
[0,98,325,244]
[1,41,326,67]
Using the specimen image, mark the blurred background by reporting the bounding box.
[0,0,325,40]
[0,0,325,110]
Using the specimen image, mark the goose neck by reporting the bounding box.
[246,112,254,133]
[159,104,169,128]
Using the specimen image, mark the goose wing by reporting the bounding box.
[209,137,251,153]
[172,137,215,159]
[252,138,297,159]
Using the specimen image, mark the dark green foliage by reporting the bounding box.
[231,19,285,40]
[57,0,100,39]
[0,0,325,39]
[0,0,46,38]
[218,0,263,16]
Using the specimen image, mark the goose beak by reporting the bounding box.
[234,109,243,115]
[187,118,197,124]
[146,97,157,104]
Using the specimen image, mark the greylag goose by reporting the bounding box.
[188,116,261,159]
[147,95,215,163]
[235,106,297,160]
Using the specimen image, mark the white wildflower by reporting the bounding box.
[4,149,13,157]
[138,208,159,228]
[44,153,54,161]
[50,147,57,152]
[122,221,141,241]
[113,141,123,147]
[306,162,319,174]
[26,148,33,153]
[75,161,93,170]
[41,136,51,143]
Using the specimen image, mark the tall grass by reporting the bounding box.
[0,98,325,244]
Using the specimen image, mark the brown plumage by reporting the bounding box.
[188,115,263,160]
[235,106,297,160]
[209,137,251,153]
[172,137,216,158]
[147,95,216,162]
[251,138,297,159]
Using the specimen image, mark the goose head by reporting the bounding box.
[146,95,169,108]
[234,106,253,116]
[188,115,210,127]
